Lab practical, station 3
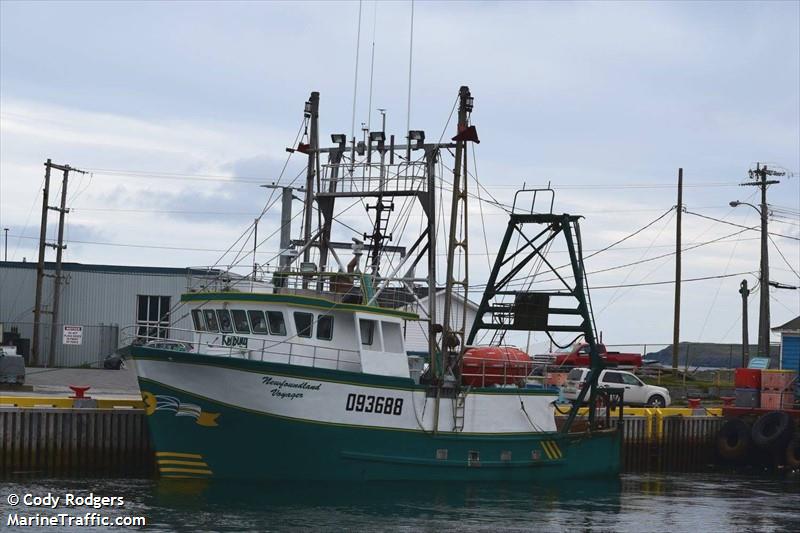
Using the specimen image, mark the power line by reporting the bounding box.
[685,210,800,241]
[769,234,800,279]
[562,271,757,291]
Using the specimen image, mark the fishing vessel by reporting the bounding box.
[123,87,622,481]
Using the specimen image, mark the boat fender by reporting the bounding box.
[716,418,751,461]
[751,411,795,451]
[785,434,800,469]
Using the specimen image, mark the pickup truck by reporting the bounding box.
[547,342,643,368]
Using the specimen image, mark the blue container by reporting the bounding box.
[735,387,760,408]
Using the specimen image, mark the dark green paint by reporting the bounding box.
[180,291,419,320]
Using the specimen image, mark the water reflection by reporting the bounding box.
[1,473,798,532]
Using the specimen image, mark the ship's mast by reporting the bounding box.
[302,92,320,267]
[441,86,475,374]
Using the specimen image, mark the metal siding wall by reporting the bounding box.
[0,264,194,366]
[403,296,477,353]
[781,333,800,372]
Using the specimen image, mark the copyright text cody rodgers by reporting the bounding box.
[5,492,146,528]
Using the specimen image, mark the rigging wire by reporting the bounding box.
[366,0,378,131]
[405,0,414,140]
[350,0,363,142]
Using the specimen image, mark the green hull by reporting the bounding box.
[135,359,621,481]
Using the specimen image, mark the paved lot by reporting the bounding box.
[4,367,140,397]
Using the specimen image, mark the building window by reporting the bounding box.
[137,295,171,339]
[294,312,313,338]
[317,315,334,341]
[231,310,250,334]
[248,310,268,334]
[267,311,287,336]
[191,309,206,331]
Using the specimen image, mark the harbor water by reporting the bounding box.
[2,473,799,532]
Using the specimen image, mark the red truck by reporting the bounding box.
[549,342,643,368]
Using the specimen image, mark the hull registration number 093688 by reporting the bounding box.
[345,393,403,415]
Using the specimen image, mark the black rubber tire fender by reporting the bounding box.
[716,418,751,461]
[786,434,800,469]
[751,411,795,450]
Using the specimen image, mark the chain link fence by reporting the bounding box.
[1,321,119,368]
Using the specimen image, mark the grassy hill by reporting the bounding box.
[646,342,779,369]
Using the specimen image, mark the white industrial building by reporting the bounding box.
[403,291,479,353]
[0,261,212,367]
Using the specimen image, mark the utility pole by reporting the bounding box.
[32,160,53,367]
[32,160,84,367]
[672,168,683,372]
[737,163,783,358]
[47,163,85,368]
[739,279,750,367]
[3,227,8,261]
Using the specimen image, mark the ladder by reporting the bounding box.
[453,387,470,432]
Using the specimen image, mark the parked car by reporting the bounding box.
[562,368,671,407]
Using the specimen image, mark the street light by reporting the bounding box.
[730,199,770,359]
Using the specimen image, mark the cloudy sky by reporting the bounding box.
[1,1,798,349]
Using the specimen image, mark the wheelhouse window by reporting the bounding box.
[382,321,402,352]
[216,310,233,333]
[294,312,313,338]
[203,309,219,332]
[248,310,268,334]
[267,311,286,336]
[137,295,171,339]
[191,309,206,331]
[231,310,250,334]
[360,319,375,346]
[317,315,333,341]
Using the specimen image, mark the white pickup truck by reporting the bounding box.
[562,368,671,407]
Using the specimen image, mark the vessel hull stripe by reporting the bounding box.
[159,467,213,475]
[551,441,563,459]
[139,376,557,437]
[541,442,553,459]
[157,459,210,467]
[155,452,203,459]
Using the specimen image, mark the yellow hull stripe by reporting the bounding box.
[159,467,213,475]
[541,442,554,460]
[550,441,562,459]
[157,459,209,468]
[156,452,203,459]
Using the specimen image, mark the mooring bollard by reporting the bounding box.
[69,385,97,408]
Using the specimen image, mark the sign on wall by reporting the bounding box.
[63,325,83,345]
